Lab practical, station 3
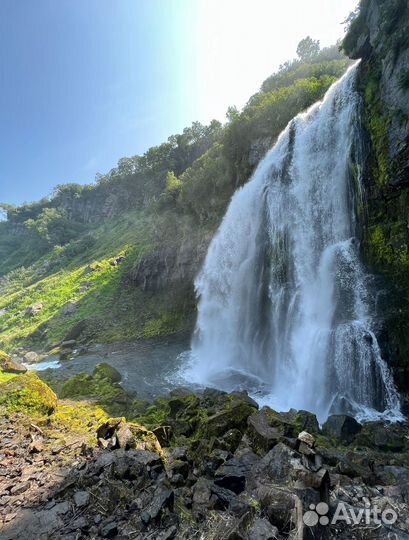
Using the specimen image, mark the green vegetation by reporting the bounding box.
[0,41,350,352]
[363,65,390,188]
[0,371,16,384]
[57,363,133,417]
[0,372,57,415]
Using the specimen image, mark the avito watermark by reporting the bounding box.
[303,501,398,527]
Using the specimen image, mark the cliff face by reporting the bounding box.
[344,0,409,397]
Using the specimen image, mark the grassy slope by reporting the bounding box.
[0,208,206,351]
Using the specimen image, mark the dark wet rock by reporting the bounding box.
[145,488,174,522]
[100,521,118,538]
[355,421,409,452]
[247,410,282,454]
[253,486,295,532]
[214,449,259,494]
[322,414,362,444]
[335,452,376,483]
[250,442,298,487]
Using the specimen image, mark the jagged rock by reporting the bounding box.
[74,490,90,507]
[210,484,250,515]
[219,428,243,453]
[335,452,376,483]
[289,409,320,434]
[295,468,330,493]
[193,477,213,508]
[145,488,174,522]
[116,424,135,449]
[215,449,259,494]
[322,415,362,443]
[250,442,299,486]
[247,410,282,454]
[355,422,408,452]
[247,518,279,540]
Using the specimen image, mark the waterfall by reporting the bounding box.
[184,64,402,424]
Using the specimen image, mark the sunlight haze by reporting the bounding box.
[0,0,358,204]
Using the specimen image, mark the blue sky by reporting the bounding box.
[0,0,358,206]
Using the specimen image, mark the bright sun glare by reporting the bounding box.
[192,0,359,122]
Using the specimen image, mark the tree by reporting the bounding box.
[165,171,182,194]
[296,36,320,62]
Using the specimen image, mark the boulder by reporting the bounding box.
[0,373,57,415]
[0,352,27,374]
[247,411,282,454]
[192,477,213,509]
[215,449,259,494]
[250,442,298,485]
[204,397,257,438]
[297,431,315,448]
[355,421,408,452]
[93,363,121,383]
[23,351,41,363]
[280,409,320,434]
[322,414,362,444]
[144,488,174,522]
[252,486,295,531]
[219,428,243,453]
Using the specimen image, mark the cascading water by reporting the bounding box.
[183,63,402,424]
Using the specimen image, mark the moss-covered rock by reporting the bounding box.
[0,373,57,415]
[58,363,132,417]
[354,421,409,452]
[93,362,122,383]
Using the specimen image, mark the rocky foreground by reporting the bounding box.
[1,372,409,540]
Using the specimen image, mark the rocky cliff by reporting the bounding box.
[343,0,409,401]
